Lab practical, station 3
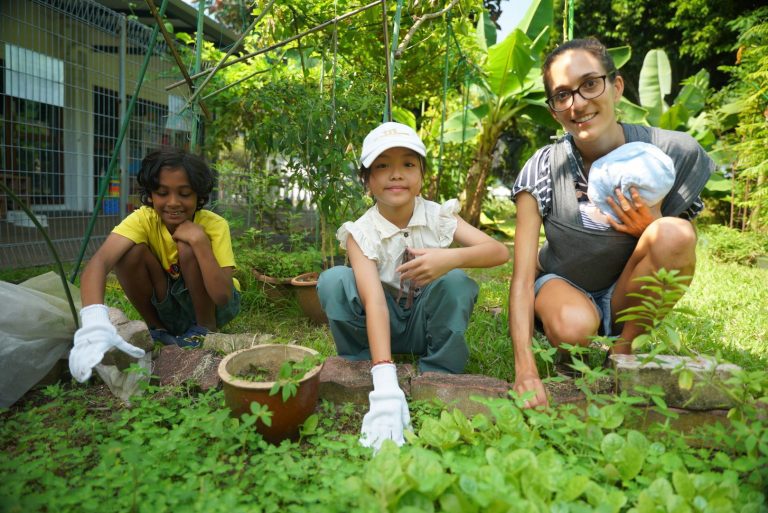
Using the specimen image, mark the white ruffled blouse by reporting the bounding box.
[336,196,460,295]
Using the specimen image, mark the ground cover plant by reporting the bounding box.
[1,238,767,511]
[1,365,766,512]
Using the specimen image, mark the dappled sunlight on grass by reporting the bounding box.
[678,245,768,370]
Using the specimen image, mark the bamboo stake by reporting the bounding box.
[381,0,392,122]
[180,0,276,114]
[145,0,211,121]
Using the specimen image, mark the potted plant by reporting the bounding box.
[290,272,327,325]
[218,344,324,444]
[236,229,323,302]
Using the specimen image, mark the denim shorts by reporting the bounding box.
[151,274,241,335]
[534,273,617,336]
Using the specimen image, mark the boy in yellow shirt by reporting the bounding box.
[69,148,240,382]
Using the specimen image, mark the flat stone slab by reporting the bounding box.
[108,307,131,326]
[203,332,275,354]
[318,357,416,405]
[610,354,741,410]
[544,374,616,404]
[317,357,612,415]
[153,345,221,390]
[411,373,511,418]
[95,308,153,370]
[100,320,154,370]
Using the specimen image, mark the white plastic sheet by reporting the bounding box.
[0,272,80,407]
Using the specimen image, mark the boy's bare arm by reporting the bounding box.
[81,233,135,306]
[172,221,233,305]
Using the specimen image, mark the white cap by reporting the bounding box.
[360,122,427,168]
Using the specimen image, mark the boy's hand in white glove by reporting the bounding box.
[360,362,411,452]
[69,304,146,382]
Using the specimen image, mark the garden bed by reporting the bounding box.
[1,243,767,510]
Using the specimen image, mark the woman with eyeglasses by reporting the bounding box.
[508,38,714,408]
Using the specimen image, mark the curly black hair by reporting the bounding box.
[137,147,215,211]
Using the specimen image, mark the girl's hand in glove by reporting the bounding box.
[359,363,411,453]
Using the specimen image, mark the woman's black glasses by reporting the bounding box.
[546,75,610,112]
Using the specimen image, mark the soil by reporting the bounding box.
[236,361,287,382]
[234,355,319,382]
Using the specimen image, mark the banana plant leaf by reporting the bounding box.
[516,0,553,42]
[392,105,416,129]
[486,29,536,100]
[476,9,497,51]
[608,46,632,69]
[617,97,649,125]
[639,49,672,125]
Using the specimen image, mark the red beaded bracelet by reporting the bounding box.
[371,359,394,367]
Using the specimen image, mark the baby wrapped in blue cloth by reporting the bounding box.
[587,141,676,223]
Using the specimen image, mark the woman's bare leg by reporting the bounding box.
[611,217,697,353]
[535,278,602,356]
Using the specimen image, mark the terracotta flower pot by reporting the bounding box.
[251,269,294,302]
[291,271,328,325]
[218,344,324,444]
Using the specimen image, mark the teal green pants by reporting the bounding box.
[317,266,478,373]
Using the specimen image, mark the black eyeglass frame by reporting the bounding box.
[546,73,615,112]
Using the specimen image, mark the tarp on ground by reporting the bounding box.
[0,272,79,408]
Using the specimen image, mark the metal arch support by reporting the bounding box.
[146,0,211,121]
[165,0,383,93]
[180,0,276,115]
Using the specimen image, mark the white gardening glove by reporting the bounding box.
[360,363,411,452]
[69,304,146,383]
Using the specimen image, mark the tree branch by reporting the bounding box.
[394,0,460,59]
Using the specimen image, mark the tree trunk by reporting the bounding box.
[749,171,765,232]
[460,126,499,227]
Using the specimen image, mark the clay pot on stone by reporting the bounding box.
[291,271,328,325]
[218,344,324,444]
[251,269,294,302]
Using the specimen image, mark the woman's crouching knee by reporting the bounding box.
[646,217,697,270]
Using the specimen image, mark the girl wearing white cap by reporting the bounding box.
[318,122,509,451]
[509,38,714,409]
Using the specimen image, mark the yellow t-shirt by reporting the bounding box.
[112,206,239,290]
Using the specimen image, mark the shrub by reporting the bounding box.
[698,224,768,266]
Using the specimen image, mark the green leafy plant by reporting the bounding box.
[449,0,556,226]
[269,353,325,402]
[3,245,768,511]
[619,48,716,150]
[616,268,694,356]
[236,238,323,280]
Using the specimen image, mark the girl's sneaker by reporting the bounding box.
[177,324,209,348]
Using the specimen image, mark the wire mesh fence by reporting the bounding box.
[1,0,194,270]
